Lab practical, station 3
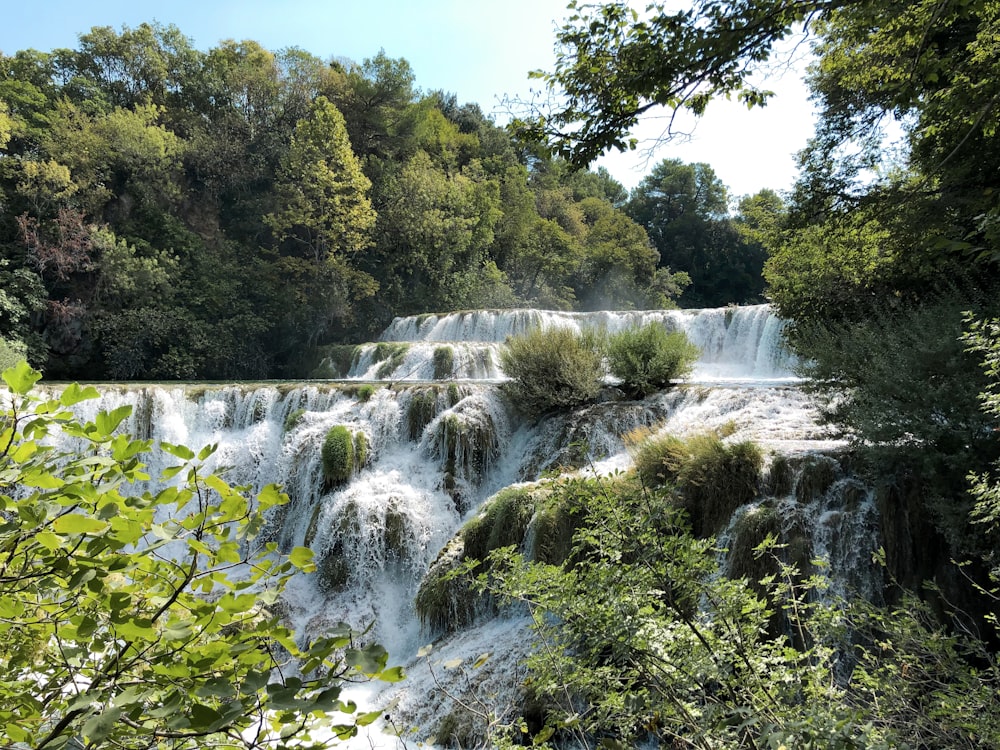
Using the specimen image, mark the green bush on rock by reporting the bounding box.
[499,327,603,416]
[632,430,763,536]
[606,323,699,397]
[322,425,359,485]
[433,345,455,379]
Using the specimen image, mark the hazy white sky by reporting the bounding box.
[1,0,818,199]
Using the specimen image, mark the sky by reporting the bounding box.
[0,0,819,200]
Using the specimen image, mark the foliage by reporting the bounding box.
[433,345,454,380]
[1,25,680,378]
[321,425,356,485]
[605,322,699,397]
[791,296,997,491]
[514,0,824,166]
[964,315,1000,569]
[474,471,1000,749]
[499,327,603,417]
[630,429,763,536]
[0,336,27,371]
[0,363,402,749]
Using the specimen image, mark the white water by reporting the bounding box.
[28,304,876,747]
[353,303,798,383]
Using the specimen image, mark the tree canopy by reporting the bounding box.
[0,23,734,381]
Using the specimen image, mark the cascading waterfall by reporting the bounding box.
[349,303,799,382]
[30,304,877,747]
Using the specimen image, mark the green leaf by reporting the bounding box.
[35,530,63,550]
[378,665,405,683]
[82,707,122,743]
[53,514,110,535]
[346,643,389,675]
[289,546,315,572]
[96,405,133,436]
[356,709,382,726]
[59,382,100,406]
[160,442,195,461]
[3,360,41,395]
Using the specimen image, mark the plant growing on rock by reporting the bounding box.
[322,424,355,485]
[606,322,700,397]
[433,345,455,379]
[499,327,603,417]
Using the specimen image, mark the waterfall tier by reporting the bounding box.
[347,303,797,382]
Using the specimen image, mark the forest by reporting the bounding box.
[0,24,773,381]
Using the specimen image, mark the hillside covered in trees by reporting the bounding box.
[0,24,774,381]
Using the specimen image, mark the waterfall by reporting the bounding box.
[25,303,873,748]
[354,303,798,382]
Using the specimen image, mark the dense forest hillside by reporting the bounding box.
[0,24,772,380]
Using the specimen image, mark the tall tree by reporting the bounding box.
[266,95,377,351]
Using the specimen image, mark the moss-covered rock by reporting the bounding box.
[407,389,440,441]
[354,431,369,469]
[322,425,355,486]
[284,407,307,433]
[794,455,839,504]
[311,344,361,378]
[373,342,409,379]
[435,410,499,507]
[416,484,564,633]
[632,431,764,537]
[433,345,455,380]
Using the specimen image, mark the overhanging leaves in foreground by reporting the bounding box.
[0,361,403,749]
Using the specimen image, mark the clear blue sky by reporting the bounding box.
[0,0,817,199]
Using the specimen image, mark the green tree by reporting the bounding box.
[266,96,378,350]
[0,362,402,749]
[368,150,503,315]
[515,0,832,166]
[626,158,758,307]
[267,95,375,264]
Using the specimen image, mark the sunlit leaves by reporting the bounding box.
[0,371,396,749]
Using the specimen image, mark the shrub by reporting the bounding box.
[432,345,455,379]
[632,431,763,536]
[606,323,699,397]
[321,425,355,485]
[357,383,375,402]
[499,327,603,416]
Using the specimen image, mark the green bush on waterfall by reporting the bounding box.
[606,323,700,397]
[322,425,356,484]
[499,327,603,416]
[631,429,763,536]
[433,345,455,379]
